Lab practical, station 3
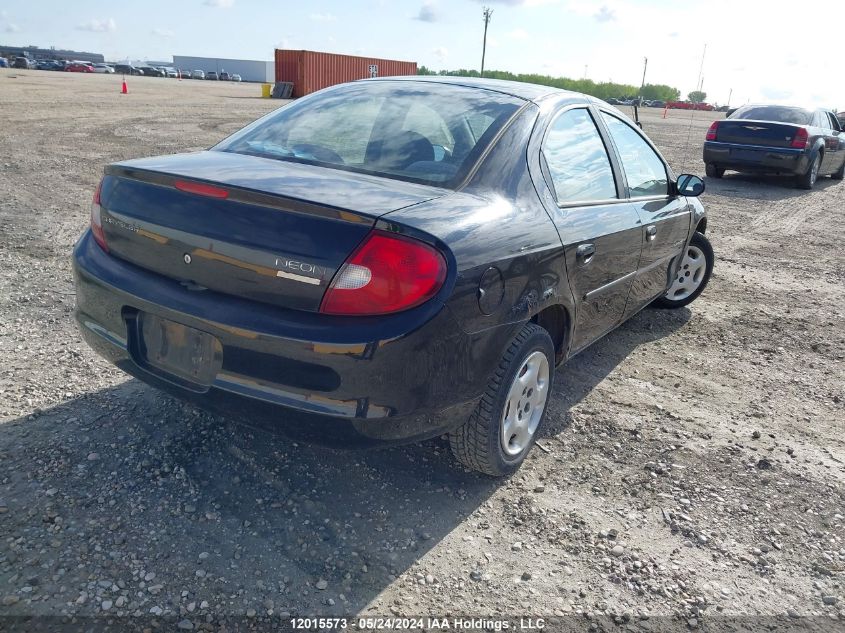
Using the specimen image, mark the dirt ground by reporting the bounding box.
[0,71,843,631]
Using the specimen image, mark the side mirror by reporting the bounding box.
[677,174,705,197]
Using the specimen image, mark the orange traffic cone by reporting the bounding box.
[121,79,128,94]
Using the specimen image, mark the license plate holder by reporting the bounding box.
[132,313,223,388]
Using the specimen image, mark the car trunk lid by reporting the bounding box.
[715,119,803,148]
[98,151,448,312]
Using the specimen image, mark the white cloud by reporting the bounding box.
[432,46,448,61]
[415,1,438,22]
[5,23,21,33]
[309,12,336,21]
[203,0,234,8]
[593,5,616,21]
[472,0,560,5]
[76,18,116,33]
[507,28,528,39]
[152,28,174,37]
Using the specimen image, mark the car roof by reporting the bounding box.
[368,75,596,105]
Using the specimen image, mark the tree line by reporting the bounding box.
[417,66,682,102]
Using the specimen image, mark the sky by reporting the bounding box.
[1,0,841,108]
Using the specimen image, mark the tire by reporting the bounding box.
[449,323,555,477]
[797,153,821,189]
[832,157,845,181]
[705,163,724,178]
[652,231,714,309]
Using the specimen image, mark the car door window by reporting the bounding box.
[826,113,840,132]
[601,113,669,197]
[542,108,617,204]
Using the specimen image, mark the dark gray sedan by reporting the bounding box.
[73,77,712,476]
[703,105,845,188]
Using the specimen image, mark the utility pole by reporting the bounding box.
[480,6,493,78]
[726,87,732,108]
[639,57,647,92]
[584,64,588,80]
[638,56,647,103]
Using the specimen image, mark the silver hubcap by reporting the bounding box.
[666,245,706,301]
[501,351,550,457]
[810,157,819,185]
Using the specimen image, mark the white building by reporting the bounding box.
[172,56,274,82]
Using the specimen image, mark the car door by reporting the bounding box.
[597,109,691,316]
[822,111,845,174]
[538,105,643,353]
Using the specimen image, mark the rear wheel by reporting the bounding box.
[449,323,554,477]
[652,231,714,309]
[705,163,724,178]
[832,157,845,181]
[797,154,821,189]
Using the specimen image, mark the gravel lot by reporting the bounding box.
[1,71,843,630]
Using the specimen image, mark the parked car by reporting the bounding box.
[164,68,178,78]
[219,71,230,81]
[66,62,95,73]
[73,77,712,476]
[649,100,666,108]
[192,69,205,80]
[138,66,165,77]
[179,69,192,79]
[93,63,115,74]
[606,98,622,105]
[206,71,218,80]
[0,57,8,68]
[231,74,242,82]
[13,56,36,69]
[113,64,143,76]
[703,104,845,188]
[837,112,845,128]
[36,60,63,71]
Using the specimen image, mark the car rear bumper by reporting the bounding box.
[703,141,809,174]
[72,231,502,447]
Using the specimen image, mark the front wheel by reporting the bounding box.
[652,231,714,309]
[449,323,554,477]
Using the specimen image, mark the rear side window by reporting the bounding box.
[214,81,523,188]
[542,108,617,204]
[601,113,668,197]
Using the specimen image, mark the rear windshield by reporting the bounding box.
[213,81,524,188]
[729,105,812,125]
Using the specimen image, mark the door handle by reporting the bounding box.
[646,225,657,241]
[576,243,596,264]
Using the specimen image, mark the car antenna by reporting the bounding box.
[680,43,707,174]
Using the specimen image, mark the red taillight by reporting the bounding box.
[174,179,229,199]
[90,178,108,252]
[706,121,719,141]
[319,230,447,316]
[790,127,809,149]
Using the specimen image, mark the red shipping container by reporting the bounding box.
[275,49,417,98]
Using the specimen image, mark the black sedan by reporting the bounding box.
[73,77,712,476]
[703,104,845,188]
[137,66,165,77]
